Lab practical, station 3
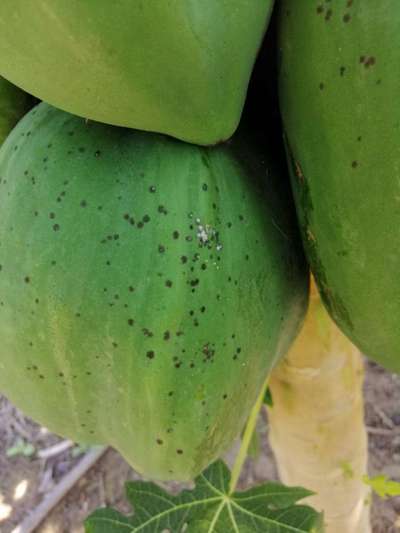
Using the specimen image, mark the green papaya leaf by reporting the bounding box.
[363,474,400,499]
[85,460,324,533]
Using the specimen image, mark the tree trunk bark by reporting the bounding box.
[268,278,371,533]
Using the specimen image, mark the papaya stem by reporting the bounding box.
[268,278,371,533]
[228,375,270,494]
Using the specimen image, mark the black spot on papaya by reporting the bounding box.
[364,56,376,68]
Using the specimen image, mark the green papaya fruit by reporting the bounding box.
[0,103,308,481]
[0,0,273,145]
[278,1,400,372]
[0,77,33,144]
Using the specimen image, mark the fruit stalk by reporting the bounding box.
[229,374,270,494]
[267,279,370,533]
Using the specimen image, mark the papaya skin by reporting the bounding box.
[0,0,273,145]
[279,1,400,372]
[0,103,307,481]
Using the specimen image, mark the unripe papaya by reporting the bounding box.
[278,1,400,373]
[0,103,308,481]
[0,1,274,145]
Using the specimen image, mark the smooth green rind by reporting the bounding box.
[0,0,273,145]
[0,77,33,145]
[0,103,307,481]
[279,1,400,372]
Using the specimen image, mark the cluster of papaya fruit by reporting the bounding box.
[0,1,397,482]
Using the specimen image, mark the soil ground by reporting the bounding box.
[0,359,399,533]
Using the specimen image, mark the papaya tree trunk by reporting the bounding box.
[267,279,371,533]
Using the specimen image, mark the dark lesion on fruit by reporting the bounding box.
[286,139,354,332]
[307,235,354,332]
